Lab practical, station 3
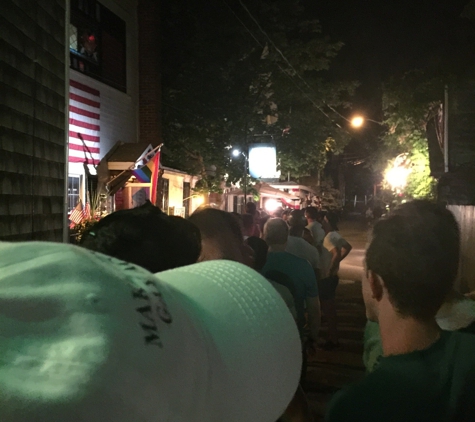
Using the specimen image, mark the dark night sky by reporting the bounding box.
[310,0,472,115]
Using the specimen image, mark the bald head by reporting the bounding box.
[263,218,289,247]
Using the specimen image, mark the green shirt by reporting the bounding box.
[326,331,475,422]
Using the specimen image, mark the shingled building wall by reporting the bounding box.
[1,0,67,241]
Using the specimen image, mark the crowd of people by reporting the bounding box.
[1,199,474,421]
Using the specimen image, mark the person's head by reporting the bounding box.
[241,213,255,237]
[263,218,289,249]
[245,236,269,271]
[364,200,460,322]
[287,210,306,237]
[282,209,291,221]
[80,202,201,273]
[304,206,318,222]
[188,207,248,263]
[326,212,339,232]
[272,207,284,218]
[0,242,302,421]
[245,201,257,216]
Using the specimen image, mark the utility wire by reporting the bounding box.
[236,0,351,124]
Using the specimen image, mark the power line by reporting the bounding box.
[222,0,341,128]
[236,0,351,124]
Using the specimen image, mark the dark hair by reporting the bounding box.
[80,202,201,273]
[245,236,268,271]
[326,212,339,231]
[288,210,306,236]
[188,208,243,243]
[245,202,257,215]
[365,200,460,320]
[304,207,318,220]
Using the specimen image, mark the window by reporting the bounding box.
[70,0,126,92]
[68,176,81,212]
[158,178,169,212]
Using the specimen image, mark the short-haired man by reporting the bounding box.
[305,207,325,253]
[286,210,320,279]
[326,200,475,422]
[261,218,321,351]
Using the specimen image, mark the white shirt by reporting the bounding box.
[321,231,346,278]
[306,221,325,249]
[286,236,320,269]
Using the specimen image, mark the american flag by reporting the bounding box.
[69,200,84,226]
[68,79,100,165]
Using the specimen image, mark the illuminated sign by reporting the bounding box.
[248,143,279,180]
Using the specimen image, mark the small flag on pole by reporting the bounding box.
[69,200,84,227]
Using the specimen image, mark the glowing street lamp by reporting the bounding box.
[351,116,365,128]
[384,153,412,191]
[232,149,240,157]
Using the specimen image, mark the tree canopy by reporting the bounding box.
[161,0,357,189]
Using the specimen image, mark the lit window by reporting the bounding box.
[68,176,81,212]
[69,24,78,52]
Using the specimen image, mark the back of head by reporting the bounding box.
[245,236,269,271]
[304,206,318,221]
[0,241,301,422]
[366,200,460,320]
[80,202,201,273]
[288,210,306,236]
[245,202,257,215]
[326,212,339,231]
[263,218,289,246]
[188,207,245,262]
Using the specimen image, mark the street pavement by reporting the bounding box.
[304,219,368,421]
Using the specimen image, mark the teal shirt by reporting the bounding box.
[326,331,475,422]
[261,251,318,324]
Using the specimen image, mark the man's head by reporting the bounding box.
[188,207,250,264]
[288,210,307,237]
[364,200,460,322]
[263,218,289,248]
[304,207,318,222]
[80,202,201,273]
[326,212,339,232]
[245,201,257,216]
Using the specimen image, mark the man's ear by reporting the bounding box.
[368,270,384,302]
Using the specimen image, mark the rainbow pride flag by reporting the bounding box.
[131,151,161,204]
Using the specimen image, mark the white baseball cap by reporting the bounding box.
[0,241,301,422]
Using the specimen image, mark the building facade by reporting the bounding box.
[1,0,68,241]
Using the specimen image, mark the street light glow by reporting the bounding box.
[351,116,364,128]
[232,149,240,157]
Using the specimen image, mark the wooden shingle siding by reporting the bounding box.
[0,0,66,241]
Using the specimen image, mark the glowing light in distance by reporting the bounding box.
[195,196,205,206]
[385,165,412,190]
[351,116,364,128]
[232,149,240,157]
[265,198,279,212]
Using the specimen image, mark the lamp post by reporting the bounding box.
[232,148,248,212]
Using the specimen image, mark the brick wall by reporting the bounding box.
[1,0,67,241]
[138,0,162,145]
